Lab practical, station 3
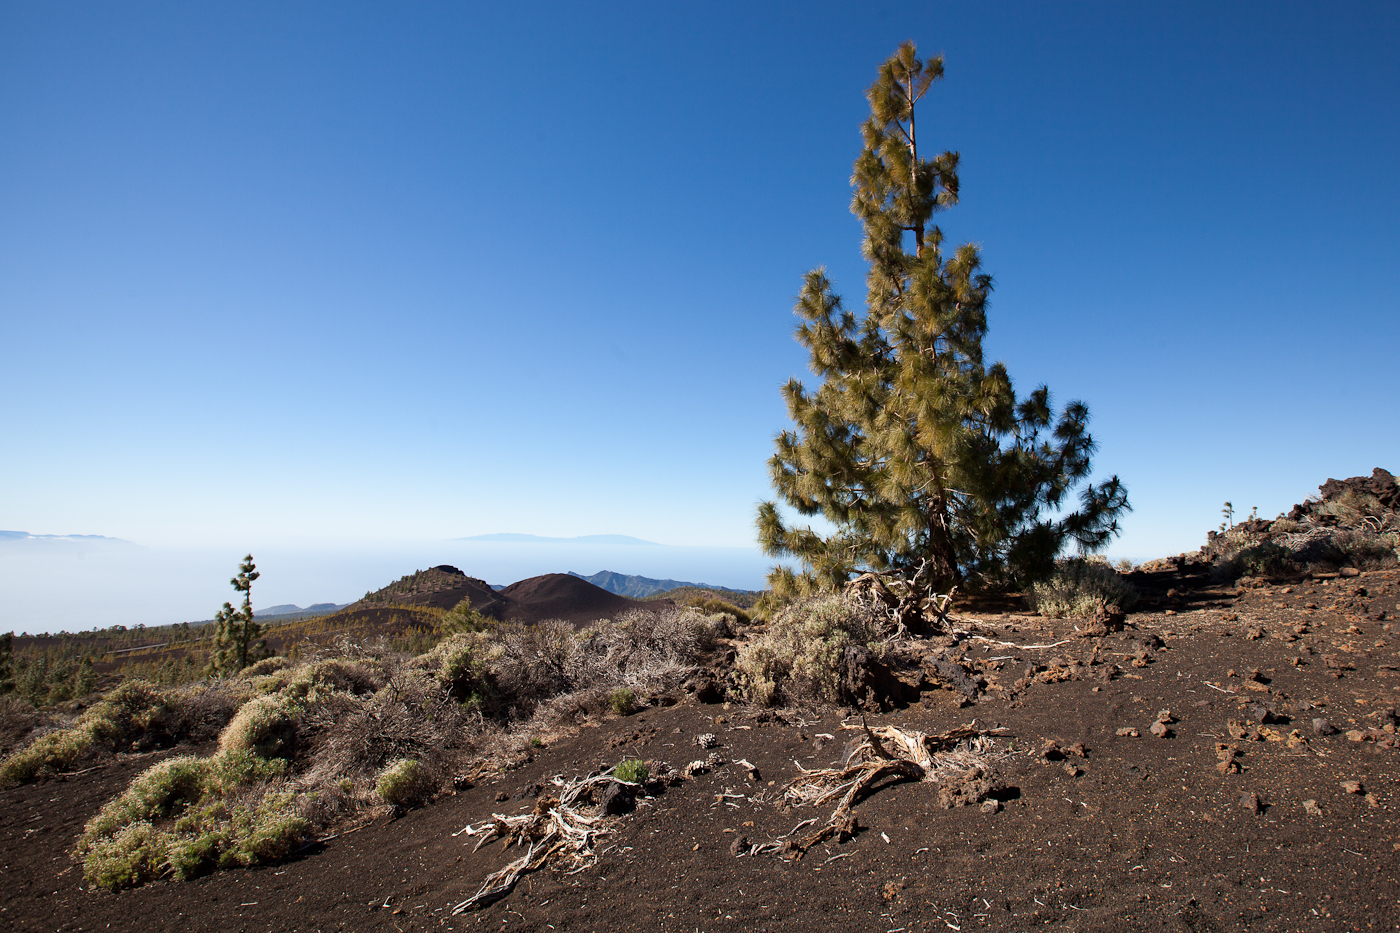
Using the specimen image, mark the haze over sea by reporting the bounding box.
[0,534,775,635]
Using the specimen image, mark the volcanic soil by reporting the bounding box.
[4,568,1400,932]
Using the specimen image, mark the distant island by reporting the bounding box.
[453,533,659,546]
[0,530,131,543]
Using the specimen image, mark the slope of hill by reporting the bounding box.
[497,573,656,625]
[6,562,1400,930]
[645,585,762,609]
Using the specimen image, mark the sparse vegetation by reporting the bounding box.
[682,596,751,625]
[612,758,647,784]
[1206,471,1400,579]
[734,594,889,706]
[376,758,434,808]
[609,687,637,715]
[0,680,174,784]
[0,601,736,889]
[1028,558,1139,619]
[646,586,762,609]
[0,632,12,694]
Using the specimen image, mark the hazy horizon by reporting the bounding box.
[0,535,783,635]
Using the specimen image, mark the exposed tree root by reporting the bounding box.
[846,566,955,634]
[748,722,1003,859]
[450,771,635,913]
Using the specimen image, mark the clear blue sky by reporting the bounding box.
[3,2,1398,620]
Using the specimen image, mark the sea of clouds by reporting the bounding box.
[0,535,780,634]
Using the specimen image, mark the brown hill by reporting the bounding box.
[498,573,661,625]
[354,565,505,614]
[354,566,659,627]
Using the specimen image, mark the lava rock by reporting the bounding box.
[596,781,637,815]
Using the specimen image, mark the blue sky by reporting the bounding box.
[2,2,1398,629]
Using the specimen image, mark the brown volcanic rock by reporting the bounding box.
[498,573,657,625]
[1288,467,1399,524]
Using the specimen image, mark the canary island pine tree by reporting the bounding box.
[757,42,1129,624]
[208,554,272,675]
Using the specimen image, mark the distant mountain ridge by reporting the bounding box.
[1,530,131,543]
[254,603,347,620]
[453,533,658,546]
[567,570,748,600]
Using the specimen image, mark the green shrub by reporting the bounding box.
[683,596,751,625]
[609,688,637,715]
[613,758,648,784]
[420,634,491,705]
[1232,540,1298,578]
[1,729,91,784]
[240,656,293,678]
[76,749,301,889]
[224,789,308,865]
[217,693,301,759]
[80,820,170,891]
[733,595,885,706]
[375,758,435,808]
[80,755,209,843]
[440,602,496,635]
[1028,559,1139,619]
[0,680,171,785]
[280,659,381,700]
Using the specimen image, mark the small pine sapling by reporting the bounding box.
[208,555,273,675]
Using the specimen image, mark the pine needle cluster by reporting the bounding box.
[758,42,1129,608]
